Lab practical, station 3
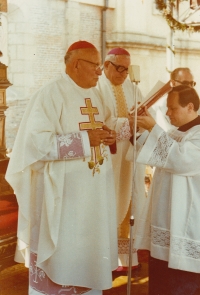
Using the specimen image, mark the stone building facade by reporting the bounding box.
[0,0,200,149]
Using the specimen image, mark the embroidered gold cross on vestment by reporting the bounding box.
[79,98,105,174]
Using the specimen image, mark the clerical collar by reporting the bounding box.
[178,115,200,132]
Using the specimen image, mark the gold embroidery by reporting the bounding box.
[112,84,128,118]
[80,98,107,175]
[79,98,103,130]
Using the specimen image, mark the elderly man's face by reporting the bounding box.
[70,49,102,89]
[104,55,130,86]
[170,71,196,88]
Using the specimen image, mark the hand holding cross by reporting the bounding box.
[87,125,116,147]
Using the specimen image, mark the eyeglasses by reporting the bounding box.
[173,79,196,87]
[109,61,129,73]
[78,59,103,71]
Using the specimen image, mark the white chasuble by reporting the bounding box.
[97,73,146,268]
[6,73,118,293]
[135,123,200,273]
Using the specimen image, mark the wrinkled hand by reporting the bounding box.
[87,125,116,147]
[102,125,116,146]
[137,107,156,131]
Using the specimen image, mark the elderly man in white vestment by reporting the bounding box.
[97,47,146,270]
[135,85,200,295]
[5,41,118,295]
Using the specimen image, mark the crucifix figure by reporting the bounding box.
[79,98,105,174]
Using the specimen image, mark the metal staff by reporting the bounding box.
[127,65,140,295]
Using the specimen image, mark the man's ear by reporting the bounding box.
[104,61,110,69]
[74,59,79,70]
[187,102,194,112]
[66,59,79,75]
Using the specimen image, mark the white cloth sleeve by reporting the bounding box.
[42,131,91,160]
[136,130,149,148]
[137,124,200,176]
[125,130,149,161]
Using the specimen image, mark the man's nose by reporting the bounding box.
[96,67,102,75]
[121,70,128,76]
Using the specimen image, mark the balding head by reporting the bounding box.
[170,68,196,88]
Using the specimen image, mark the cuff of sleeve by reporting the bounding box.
[41,131,91,161]
[116,118,131,141]
[137,130,149,146]
[126,130,149,161]
[137,124,165,164]
[81,131,91,158]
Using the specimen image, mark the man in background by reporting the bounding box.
[170,67,196,88]
[6,40,118,295]
[97,47,146,270]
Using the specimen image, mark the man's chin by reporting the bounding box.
[118,78,125,83]
[90,79,99,87]
[114,79,126,85]
[170,120,178,127]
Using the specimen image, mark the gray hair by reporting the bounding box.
[105,54,130,63]
[104,54,118,63]
[64,51,75,65]
[64,48,98,65]
[64,49,84,64]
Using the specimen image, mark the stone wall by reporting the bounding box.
[5,98,27,150]
[2,0,200,149]
[4,0,105,149]
[105,0,200,97]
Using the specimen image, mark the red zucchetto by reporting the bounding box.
[107,47,130,56]
[67,41,97,52]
